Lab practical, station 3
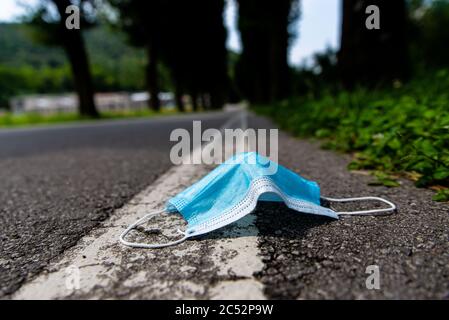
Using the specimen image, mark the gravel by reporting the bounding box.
[250,115,449,299]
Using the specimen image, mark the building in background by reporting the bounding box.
[9,92,175,114]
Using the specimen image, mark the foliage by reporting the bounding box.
[256,71,449,201]
[291,48,339,97]
[0,23,153,109]
[409,0,449,70]
[0,23,66,67]
[109,0,230,110]
[0,64,73,107]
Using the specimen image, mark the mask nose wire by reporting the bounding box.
[119,209,189,248]
[320,196,396,216]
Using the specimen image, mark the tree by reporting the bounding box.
[338,0,409,88]
[110,0,229,111]
[27,0,99,117]
[108,0,162,111]
[408,0,449,71]
[235,0,299,104]
[160,0,229,110]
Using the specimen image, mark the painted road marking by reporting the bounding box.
[13,109,265,299]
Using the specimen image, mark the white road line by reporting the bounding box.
[13,108,265,300]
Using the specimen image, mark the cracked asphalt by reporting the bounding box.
[1,111,448,299]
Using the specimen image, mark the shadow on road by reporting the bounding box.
[194,202,333,242]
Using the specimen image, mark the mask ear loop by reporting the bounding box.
[119,209,189,248]
[321,196,396,216]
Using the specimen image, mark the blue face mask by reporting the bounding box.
[120,152,396,248]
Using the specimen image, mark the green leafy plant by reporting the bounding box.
[255,71,449,202]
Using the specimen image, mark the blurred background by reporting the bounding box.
[0,0,448,199]
[2,0,447,116]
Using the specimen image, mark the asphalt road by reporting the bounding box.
[0,111,236,297]
[1,111,448,299]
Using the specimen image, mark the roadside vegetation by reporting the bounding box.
[0,108,178,128]
[256,70,449,202]
[0,24,161,109]
[254,1,449,202]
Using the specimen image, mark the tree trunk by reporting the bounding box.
[199,94,207,110]
[269,27,290,101]
[338,0,409,88]
[210,88,225,110]
[146,38,161,111]
[236,0,293,104]
[191,90,199,112]
[175,80,185,112]
[53,0,98,118]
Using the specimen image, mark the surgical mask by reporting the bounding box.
[120,152,396,248]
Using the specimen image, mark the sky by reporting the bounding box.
[0,0,37,21]
[0,0,341,66]
[224,0,340,66]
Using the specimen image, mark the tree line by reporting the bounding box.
[9,0,449,116]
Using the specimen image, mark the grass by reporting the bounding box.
[255,70,449,202]
[0,108,178,128]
